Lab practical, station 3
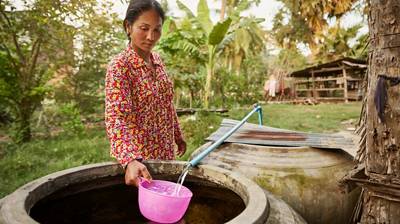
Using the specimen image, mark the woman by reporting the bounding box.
[105,0,186,187]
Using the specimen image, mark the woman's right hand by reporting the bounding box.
[125,160,152,187]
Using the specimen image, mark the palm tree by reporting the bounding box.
[272,0,358,56]
[313,22,363,63]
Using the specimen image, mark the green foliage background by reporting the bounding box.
[0,0,367,197]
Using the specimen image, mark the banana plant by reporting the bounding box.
[160,0,266,108]
[177,0,232,108]
[220,16,267,76]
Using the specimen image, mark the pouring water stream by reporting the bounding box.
[173,164,190,196]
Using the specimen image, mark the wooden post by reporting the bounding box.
[342,66,348,103]
[311,69,316,100]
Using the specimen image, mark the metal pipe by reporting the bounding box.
[258,106,263,126]
[189,104,263,167]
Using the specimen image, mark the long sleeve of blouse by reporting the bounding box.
[105,62,142,167]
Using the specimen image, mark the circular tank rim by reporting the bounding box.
[0,161,269,224]
[190,142,354,169]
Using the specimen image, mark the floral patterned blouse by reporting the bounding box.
[105,45,183,167]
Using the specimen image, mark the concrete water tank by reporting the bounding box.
[0,161,305,224]
[192,142,361,224]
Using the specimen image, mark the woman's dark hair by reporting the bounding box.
[124,0,165,39]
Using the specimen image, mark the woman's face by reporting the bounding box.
[126,9,162,54]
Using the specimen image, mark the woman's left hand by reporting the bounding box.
[176,139,187,157]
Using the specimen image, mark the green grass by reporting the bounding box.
[0,128,111,198]
[178,111,223,161]
[0,103,361,198]
[236,103,361,133]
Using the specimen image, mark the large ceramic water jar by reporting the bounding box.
[192,142,360,224]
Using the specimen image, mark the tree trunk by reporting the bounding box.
[204,46,215,109]
[15,98,33,142]
[175,89,181,109]
[18,111,32,142]
[220,81,226,109]
[361,0,400,222]
[204,63,212,109]
[220,0,226,21]
[189,90,193,109]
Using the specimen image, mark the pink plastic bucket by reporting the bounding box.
[139,179,193,223]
